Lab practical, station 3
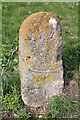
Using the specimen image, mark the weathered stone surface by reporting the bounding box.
[19,12,64,113]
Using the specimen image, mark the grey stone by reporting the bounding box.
[19,12,64,114]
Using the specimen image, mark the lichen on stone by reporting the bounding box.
[20,12,53,40]
[33,73,55,84]
[19,12,64,111]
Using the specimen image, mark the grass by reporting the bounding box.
[2,2,79,119]
[44,95,79,118]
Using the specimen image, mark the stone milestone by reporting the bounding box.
[19,12,64,114]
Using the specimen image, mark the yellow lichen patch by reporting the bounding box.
[26,57,34,67]
[33,73,55,84]
[20,12,50,39]
[20,12,58,40]
[20,33,28,40]
[56,31,60,36]
[20,15,36,39]
[51,62,60,69]
[49,48,55,54]
[35,12,50,19]
[39,17,44,23]
[47,73,55,80]
[53,38,59,47]
[20,25,28,39]
[26,15,36,25]
[39,26,45,31]
[38,21,50,32]
[20,20,29,39]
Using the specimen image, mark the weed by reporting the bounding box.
[16,107,31,118]
[2,88,20,111]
